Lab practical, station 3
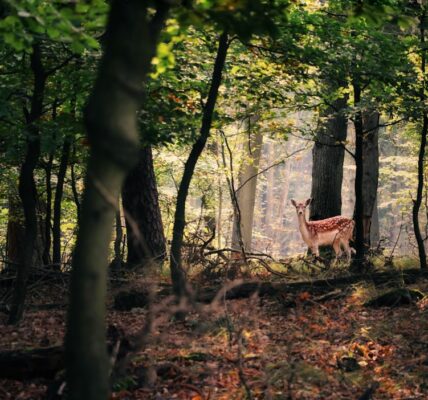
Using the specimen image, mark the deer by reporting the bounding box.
[291,198,355,262]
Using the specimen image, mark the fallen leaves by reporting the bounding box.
[1,279,428,399]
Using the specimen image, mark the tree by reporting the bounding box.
[412,9,428,270]
[52,134,72,265]
[362,110,380,248]
[231,115,264,252]
[122,146,167,267]
[0,0,103,322]
[170,31,230,297]
[310,90,348,221]
[65,1,170,398]
[8,43,46,324]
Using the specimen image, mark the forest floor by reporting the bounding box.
[1,263,428,399]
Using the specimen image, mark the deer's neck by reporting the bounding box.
[297,214,313,243]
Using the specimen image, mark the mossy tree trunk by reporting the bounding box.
[65,2,170,399]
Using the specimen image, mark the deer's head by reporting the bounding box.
[291,198,312,216]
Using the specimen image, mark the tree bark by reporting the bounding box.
[65,2,170,399]
[6,192,25,268]
[8,44,46,324]
[110,208,123,270]
[310,93,348,220]
[70,145,81,223]
[362,110,380,249]
[122,146,166,267]
[231,118,264,252]
[263,141,276,229]
[43,153,54,265]
[370,195,380,247]
[413,12,428,270]
[352,83,365,268]
[42,99,59,265]
[170,32,229,298]
[52,137,71,265]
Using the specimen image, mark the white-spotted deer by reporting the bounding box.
[291,198,355,262]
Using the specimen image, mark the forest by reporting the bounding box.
[1,0,428,399]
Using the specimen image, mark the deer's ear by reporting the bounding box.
[291,199,297,207]
[305,198,312,206]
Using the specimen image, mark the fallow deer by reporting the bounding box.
[291,198,355,261]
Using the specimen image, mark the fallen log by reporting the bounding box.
[196,268,428,303]
[0,346,64,379]
[109,268,428,308]
[0,325,130,381]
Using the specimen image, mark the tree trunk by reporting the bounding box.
[216,135,223,249]
[263,141,276,229]
[43,153,54,265]
[110,208,123,270]
[122,146,166,267]
[6,192,24,268]
[70,146,81,223]
[231,119,264,252]
[413,13,428,270]
[362,110,380,249]
[43,99,59,265]
[8,44,46,324]
[310,92,348,220]
[52,137,71,266]
[65,2,170,399]
[170,32,229,298]
[352,83,365,268]
[370,195,380,247]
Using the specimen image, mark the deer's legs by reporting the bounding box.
[332,240,342,262]
[340,239,352,262]
[311,246,320,258]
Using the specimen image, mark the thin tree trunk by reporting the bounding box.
[413,12,428,270]
[70,146,81,223]
[170,32,229,298]
[65,2,170,399]
[122,146,166,267]
[362,110,380,248]
[111,208,123,270]
[216,135,223,249]
[43,153,53,265]
[6,192,24,268]
[264,141,275,229]
[231,119,264,251]
[310,92,348,220]
[52,137,71,266]
[275,160,291,253]
[8,44,46,324]
[43,99,59,265]
[352,83,365,268]
[414,115,428,270]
